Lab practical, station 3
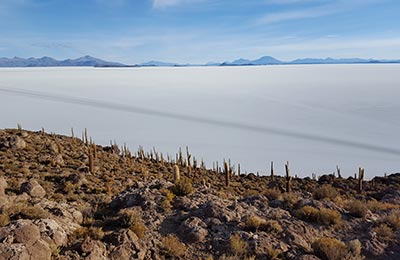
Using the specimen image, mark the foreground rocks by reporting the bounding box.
[0,128,399,259]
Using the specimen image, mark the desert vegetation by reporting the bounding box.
[0,128,399,259]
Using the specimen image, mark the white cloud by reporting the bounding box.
[257,0,380,24]
[152,0,205,9]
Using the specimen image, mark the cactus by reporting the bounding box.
[285,161,292,193]
[88,148,94,174]
[358,167,364,193]
[224,161,230,187]
[271,161,274,180]
[173,165,180,184]
[238,163,241,176]
[336,165,342,178]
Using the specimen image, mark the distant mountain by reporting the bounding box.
[139,61,179,67]
[1,55,399,68]
[0,55,126,67]
[221,56,283,66]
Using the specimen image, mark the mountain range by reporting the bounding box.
[0,55,399,68]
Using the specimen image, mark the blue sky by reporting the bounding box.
[0,0,399,64]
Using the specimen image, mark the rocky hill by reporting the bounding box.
[0,128,399,260]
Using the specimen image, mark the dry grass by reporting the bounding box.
[372,224,394,241]
[313,185,339,201]
[245,215,267,231]
[171,177,194,196]
[312,237,348,260]
[379,210,400,230]
[346,200,368,218]
[0,213,10,227]
[367,200,399,213]
[230,233,248,257]
[119,209,146,239]
[296,206,341,226]
[162,234,186,257]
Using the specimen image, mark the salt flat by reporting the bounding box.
[0,64,399,177]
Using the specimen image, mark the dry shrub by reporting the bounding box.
[347,200,368,218]
[160,189,175,212]
[0,213,10,227]
[372,224,393,241]
[347,239,362,258]
[7,204,49,220]
[296,206,320,222]
[380,210,400,230]
[297,206,341,226]
[312,237,348,260]
[313,185,339,201]
[230,233,248,256]
[245,215,267,231]
[119,209,146,238]
[162,234,186,257]
[318,208,341,226]
[261,220,283,234]
[71,226,104,241]
[282,192,299,209]
[367,200,399,213]
[265,245,281,260]
[171,177,193,196]
[263,188,282,201]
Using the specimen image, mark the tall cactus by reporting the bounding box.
[358,167,364,193]
[224,161,230,187]
[173,165,180,184]
[88,148,94,174]
[285,161,292,193]
[271,161,274,181]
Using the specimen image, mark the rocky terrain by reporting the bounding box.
[0,128,399,260]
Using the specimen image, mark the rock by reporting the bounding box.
[179,217,208,243]
[81,237,107,260]
[9,136,26,150]
[26,239,51,260]
[54,154,64,166]
[318,174,336,184]
[34,219,68,247]
[0,177,7,196]
[20,179,46,198]
[108,230,146,260]
[0,243,30,260]
[13,222,41,246]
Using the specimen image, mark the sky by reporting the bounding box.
[0,0,400,64]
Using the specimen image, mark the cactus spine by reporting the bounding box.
[173,165,180,184]
[285,161,292,193]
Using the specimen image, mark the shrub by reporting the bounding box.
[282,192,299,209]
[372,224,393,241]
[70,226,104,241]
[8,204,49,220]
[297,206,341,226]
[312,237,349,260]
[119,209,146,239]
[263,188,282,201]
[261,220,283,234]
[380,210,400,230]
[230,233,248,256]
[347,200,368,218]
[171,177,193,196]
[347,239,362,258]
[245,215,267,232]
[366,200,399,213]
[265,245,281,260]
[313,185,339,201]
[160,189,175,212]
[296,206,320,222]
[162,234,186,257]
[318,208,341,226]
[0,213,10,227]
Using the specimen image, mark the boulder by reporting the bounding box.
[21,180,46,198]
[179,217,208,243]
[9,136,26,150]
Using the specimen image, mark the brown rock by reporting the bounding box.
[20,179,46,198]
[26,239,51,260]
[9,136,26,150]
[14,222,41,246]
[0,243,30,260]
[179,217,208,243]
